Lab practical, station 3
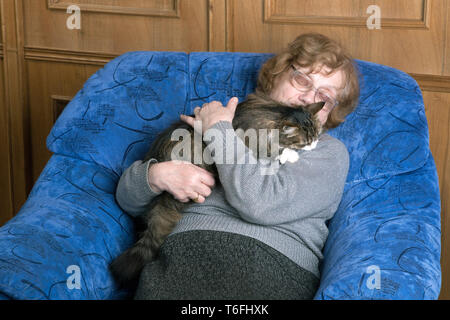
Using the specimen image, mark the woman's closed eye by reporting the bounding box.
[316,90,333,103]
[292,72,311,88]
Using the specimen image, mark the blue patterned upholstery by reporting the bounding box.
[0,52,441,299]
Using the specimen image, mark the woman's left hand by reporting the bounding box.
[180,97,239,134]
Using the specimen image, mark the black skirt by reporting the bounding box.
[134,230,320,300]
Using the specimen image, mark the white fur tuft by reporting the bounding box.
[276,148,300,164]
[301,140,318,151]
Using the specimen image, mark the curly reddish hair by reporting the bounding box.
[256,33,360,130]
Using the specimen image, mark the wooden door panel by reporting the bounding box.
[444,0,450,75]
[0,0,28,223]
[423,91,450,300]
[47,0,180,17]
[227,0,445,75]
[24,0,209,54]
[0,38,14,226]
[265,0,427,24]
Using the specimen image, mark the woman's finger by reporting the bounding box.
[180,114,195,127]
[191,193,205,203]
[200,172,216,188]
[226,97,239,113]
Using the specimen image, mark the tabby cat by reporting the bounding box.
[109,93,324,286]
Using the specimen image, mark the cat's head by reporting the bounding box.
[278,101,325,150]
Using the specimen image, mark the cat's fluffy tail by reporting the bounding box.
[109,230,157,287]
[109,202,182,287]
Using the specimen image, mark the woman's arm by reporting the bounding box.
[203,120,350,225]
[115,159,162,217]
[115,159,216,217]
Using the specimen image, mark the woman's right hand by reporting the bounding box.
[147,160,216,203]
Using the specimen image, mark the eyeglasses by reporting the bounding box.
[290,65,339,111]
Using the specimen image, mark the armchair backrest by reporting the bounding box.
[47,52,430,183]
[47,52,272,176]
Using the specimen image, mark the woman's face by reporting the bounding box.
[269,64,345,125]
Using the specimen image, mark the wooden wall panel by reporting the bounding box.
[266,0,426,19]
[47,0,180,17]
[264,0,429,28]
[26,60,100,183]
[423,91,450,300]
[0,58,13,227]
[24,0,209,54]
[227,0,445,75]
[444,0,450,75]
[0,0,29,224]
[0,2,14,226]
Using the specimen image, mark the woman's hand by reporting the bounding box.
[150,97,237,204]
[148,161,216,203]
[180,97,239,134]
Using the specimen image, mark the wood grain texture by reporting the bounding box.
[25,0,209,53]
[51,95,73,123]
[208,0,226,51]
[413,74,450,93]
[0,0,30,221]
[264,0,430,29]
[47,0,180,17]
[25,46,116,65]
[423,91,450,300]
[227,0,445,75]
[0,24,14,226]
[444,0,450,75]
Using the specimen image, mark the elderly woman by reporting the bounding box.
[116,33,360,299]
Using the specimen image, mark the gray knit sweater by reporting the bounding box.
[115,121,349,277]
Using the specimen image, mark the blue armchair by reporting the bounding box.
[0,52,441,300]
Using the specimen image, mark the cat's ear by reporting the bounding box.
[305,102,325,115]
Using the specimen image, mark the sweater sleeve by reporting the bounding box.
[203,120,349,226]
[115,158,162,217]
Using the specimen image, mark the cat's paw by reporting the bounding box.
[276,148,300,164]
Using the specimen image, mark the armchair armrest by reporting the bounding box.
[0,155,134,299]
[315,155,441,300]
